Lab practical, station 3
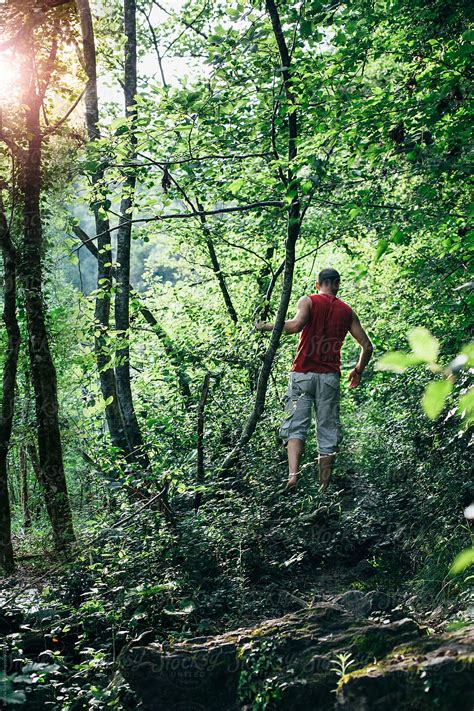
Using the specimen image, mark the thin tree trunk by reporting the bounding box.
[220,0,301,474]
[141,29,237,324]
[19,447,31,530]
[18,40,75,549]
[76,0,130,457]
[0,195,19,573]
[115,0,151,472]
[26,441,41,483]
[194,372,211,511]
[195,198,238,324]
[156,164,238,323]
[73,225,193,406]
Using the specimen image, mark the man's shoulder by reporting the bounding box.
[298,295,313,308]
[339,298,353,310]
[336,298,354,318]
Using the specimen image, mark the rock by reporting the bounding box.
[337,625,474,710]
[119,601,428,710]
[334,589,397,618]
[0,608,24,634]
[130,629,155,647]
[353,559,378,578]
[23,606,70,627]
[122,639,239,710]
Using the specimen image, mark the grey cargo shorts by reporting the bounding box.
[279,371,343,454]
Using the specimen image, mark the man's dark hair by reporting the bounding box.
[318,268,340,285]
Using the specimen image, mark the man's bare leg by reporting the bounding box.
[318,453,336,490]
[286,438,304,490]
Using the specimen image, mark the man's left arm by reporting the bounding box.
[255,296,311,334]
[348,312,373,388]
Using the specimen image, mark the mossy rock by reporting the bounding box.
[119,600,472,710]
[337,625,474,710]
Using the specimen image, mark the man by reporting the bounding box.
[255,268,373,491]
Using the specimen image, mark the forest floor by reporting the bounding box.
[1,460,471,709]
[1,462,463,631]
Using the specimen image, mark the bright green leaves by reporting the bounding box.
[91,198,111,221]
[422,379,453,419]
[83,395,114,419]
[460,342,474,366]
[376,327,440,373]
[449,547,474,576]
[376,329,472,424]
[228,178,245,196]
[348,206,360,221]
[458,387,474,428]
[389,225,408,245]
[374,239,389,263]
[110,117,131,136]
[374,227,410,262]
[408,327,440,364]
[376,351,421,373]
[225,3,244,20]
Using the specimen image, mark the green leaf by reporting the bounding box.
[374,239,388,262]
[422,379,453,419]
[110,117,130,135]
[461,342,474,367]
[375,351,421,373]
[228,178,244,195]
[301,19,313,38]
[449,547,474,576]
[82,160,98,174]
[457,387,474,427]
[389,225,407,244]
[163,599,195,616]
[408,327,439,363]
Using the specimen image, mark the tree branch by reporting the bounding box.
[42,89,85,136]
[70,200,285,253]
[136,150,274,166]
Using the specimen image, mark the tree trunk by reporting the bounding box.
[26,441,42,484]
[76,0,131,456]
[194,372,211,511]
[19,447,31,530]
[73,225,193,407]
[195,198,238,324]
[220,0,301,474]
[18,42,75,549]
[0,196,19,573]
[115,0,151,472]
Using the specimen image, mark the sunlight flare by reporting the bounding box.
[0,56,20,102]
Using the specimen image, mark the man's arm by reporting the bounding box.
[348,312,373,389]
[255,296,311,335]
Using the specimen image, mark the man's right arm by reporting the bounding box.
[255,296,311,335]
[348,312,373,389]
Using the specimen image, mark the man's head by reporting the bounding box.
[316,268,340,295]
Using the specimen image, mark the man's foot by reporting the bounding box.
[281,473,298,495]
[318,454,336,490]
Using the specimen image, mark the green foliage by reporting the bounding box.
[330,651,356,679]
[238,639,282,710]
[450,547,474,576]
[422,379,453,419]
[376,329,472,422]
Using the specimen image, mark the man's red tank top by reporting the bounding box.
[292,293,353,374]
